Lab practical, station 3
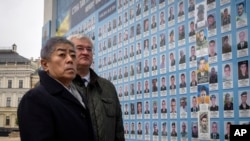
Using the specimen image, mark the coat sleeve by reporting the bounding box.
[18,90,55,141]
[114,89,125,141]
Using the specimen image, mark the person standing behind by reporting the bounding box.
[68,34,125,141]
[18,37,95,141]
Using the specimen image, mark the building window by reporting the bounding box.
[6,116,10,126]
[19,80,23,88]
[18,97,22,105]
[8,80,12,88]
[6,97,11,107]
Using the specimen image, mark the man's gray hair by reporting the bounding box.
[41,36,74,60]
[67,34,93,47]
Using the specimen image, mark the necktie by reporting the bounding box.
[82,79,88,87]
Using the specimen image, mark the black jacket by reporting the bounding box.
[73,69,125,141]
[18,70,95,141]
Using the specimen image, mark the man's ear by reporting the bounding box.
[41,59,49,71]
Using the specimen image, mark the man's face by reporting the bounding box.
[239,31,246,42]
[181,75,185,83]
[241,94,247,103]
[145,81,149,88]
[160,12,164,20]
[132,123,135,130]
[138,123,142,130]
[182,123,186,131]
[172,124,176,132]
[199,31,205,41]
[179,3,183,11]
[153,58,156,65]
[152,16,156,22]
[226,95,231,104]
[138,82,141,89]
[209,42,215,54]
[208,16,215,25]
[180,99,185,107]
[200,90,206,102]
[201,117,207,128]
[137,103,142,112]
[152,79,157,86]
[41,43,77,83]
[190,23,195,30]
[224,67,231,77]
[192,71,196,80]
[179,26,184,34]
[145,123,149,130]
[224,10,228,17]
[192,97,197,106]
[170,54,174,60]
[211,68,216,75]
[162,101,166,109]
[191,47,195,55]
[162,78,166,85]
[71,38,93,68]
[146,102,149,109]
[212,123,217,133]
[162,55,165,62]
[238,4,244,16]
[199,60,206,72]
[171,101,176,111]
[145,60,148,66]
[171,77,175,85]
[192,125,198,133]
[211,97,216,105]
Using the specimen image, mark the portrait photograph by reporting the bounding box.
[238,60,249,87]
[195,2,207,29]
[168,5,175,27]
[224,121,233,140]
[168,28,175,49]
[177,1,185,23]
[209,94,220,118]
[178,48,186,70]
[237,29,248,58]
[209,66,218,91]
[210,121,220,139]
[198,112,210,140]
[190,70,198,93]
[208,39,218,63]
[236,1,248,28]
[160,76,167,92]
[221,34,232,61]
[221,6,231,33]
[238,91,250,110]
[197,56,209,84]
[198,85,210,105]
[144,100,150,115]
[238,91,250,117]
[223,92,234,117]
[222,63,233,89]
[169,51,176,72]
[179,73,187,94]
[144,80,150,98]
[151,78,158,94]
[207,12,217,37]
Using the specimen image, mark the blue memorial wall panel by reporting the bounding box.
[57,0,250,140]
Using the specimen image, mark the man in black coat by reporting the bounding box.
[18,37,95,141]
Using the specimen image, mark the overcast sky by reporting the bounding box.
[0,0,44,59]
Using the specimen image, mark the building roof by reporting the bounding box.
[0,49,30,64]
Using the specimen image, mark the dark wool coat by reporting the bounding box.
[18,70,95,141]
[73,69,125,141]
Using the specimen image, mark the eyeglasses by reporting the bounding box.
[76,46,93,52]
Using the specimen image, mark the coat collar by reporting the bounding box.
[73,68,102,93]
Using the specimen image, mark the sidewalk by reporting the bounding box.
[0,137,20,141]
